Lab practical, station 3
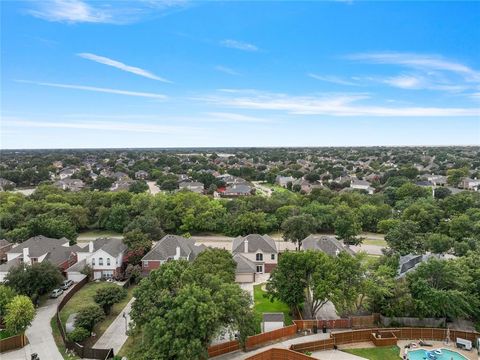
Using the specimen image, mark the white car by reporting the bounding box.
[50,288,64,298]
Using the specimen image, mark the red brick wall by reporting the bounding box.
[264,263,277,273]
[142,260,161,273]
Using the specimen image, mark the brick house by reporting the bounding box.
[232,234,278,274]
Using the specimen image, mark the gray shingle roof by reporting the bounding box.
[302,235,354,256]
[9,236,70,258]
[141,235,205,262]
[233,254,256,274]
[232,234,278,254]
[262,313,285,322]
[78,238,127,257]
[0,239,11,248]
[0,258,22,272]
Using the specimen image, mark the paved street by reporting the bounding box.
[93,297,135,354]
[2,289,74,360]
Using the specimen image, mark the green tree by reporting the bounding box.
[94,286,127,315]
[190,248,236,284]
[74,305,105,332]
[334,205,362,245]
[447,168,469,186]
[104,204,130,232]
[92,176,114,191]
[67,327,90,342]
[129,181,149,194]
[6,262,63,299]
[281,214,317,250]
[267,251,337,319]
[27,215,77,242]
[385,220,424,255]
[426,233,453,254]
[4,295,35,334]
[0,285,17,318]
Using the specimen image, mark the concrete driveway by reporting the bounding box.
[2,288,75,360]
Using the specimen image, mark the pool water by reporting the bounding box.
[407,348,468,360]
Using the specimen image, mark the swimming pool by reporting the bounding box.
[407,348,468,360]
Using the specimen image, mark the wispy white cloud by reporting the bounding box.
[205,112,272,123]
[26,0,189,24]
[382,75,424,89]
[220,39,259,52]
[201,90,479,117]
[3,118,192,134]
[77,53,170,82]
[16,80,167,99]
[215,65,240,76]
[308,73,358,86]
[347,52,480,83]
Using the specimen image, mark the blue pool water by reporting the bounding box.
[407,348,468,360]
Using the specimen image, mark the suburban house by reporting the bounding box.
[221,184,253,197]
[232,234,278,274]
[178,181,205,194]
[461,177,480,191]
[233,254,256,283]
[0,239,13,262]
[0,236,80,282]
[135,170,149,180]
[302,235,355,256]
[0,178,16,191]
[261,313,285,333]
[396,253,455,279]
[427,174,447,186]
[350,178,375,194]
[67,238,127,281]
[141,235,206,274]
[54,178,85,192]
[59,167,77,179]
[276,175,295,188]
[110,179,134,192]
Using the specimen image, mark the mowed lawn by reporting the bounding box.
[60,282,134,346]
[253,284,292,332]
[343,346,401,360]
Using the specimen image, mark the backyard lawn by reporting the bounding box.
[59,282,134,347]
[253,284,292,332]
[343,346,401,360]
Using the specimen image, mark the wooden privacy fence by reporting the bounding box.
[0,333,27,353]
[294,314,379,331]
[208,340,240,357]
[55,276,114,360]
[245,348,315,360]
[290,327,480,352]
[245,324,298,350]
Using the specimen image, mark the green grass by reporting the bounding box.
[0,330,16,339]
[59,282,135,347]
[117,332,141,358]
[50,317,80,360]
[362,238,388,247]
[343,346,401,360]
[253,284,292,333]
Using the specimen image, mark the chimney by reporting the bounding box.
[88,241,94,253]
[174,246,181,260]
[244,239,249,253]
[23,247,31,266]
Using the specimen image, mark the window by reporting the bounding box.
[92,258,95,266]
[99,257,103,266]
[256,253,263,261]
[271,254,275,260]
[107,258,111,266]
[143,261,148,268]
[256,265,263,273]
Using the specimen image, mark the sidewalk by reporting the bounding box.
[93,297,135,354]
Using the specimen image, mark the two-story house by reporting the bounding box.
[0,236,80,282]
[141,235,206,274]
[231,234,278,274]
[67,238,127,281]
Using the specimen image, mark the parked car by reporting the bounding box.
[50,288,63,298]
[60,280,73,290]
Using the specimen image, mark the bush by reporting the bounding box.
[74,305,105,332]
[94,286,127,315]
[67,327,90,343]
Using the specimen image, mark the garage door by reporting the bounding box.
[235,273,254,283]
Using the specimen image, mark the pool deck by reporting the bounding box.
[398,340,479,360]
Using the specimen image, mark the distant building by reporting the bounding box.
[222,184,253,197]
[59,168,77,180]
[135,170,149,180]
[0,178,16,191]
[350,178,375,194]
[178,181,204,194]
[0,239,13,262]
[427,174,447,187]
[302,235,354,256]
[54,178,85,192]
[396,253,454,279]
[275,175,295,188]
[110,179,134,192]
[461,178,479,191]
[232,234,278,274]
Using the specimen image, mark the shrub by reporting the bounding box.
[67,327,90,343]
[94,286,127,315]
[74,305,105,332]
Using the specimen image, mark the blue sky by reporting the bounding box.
[1,0,479,149]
